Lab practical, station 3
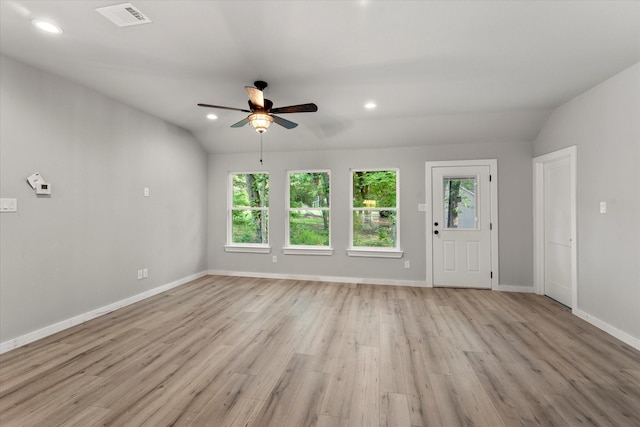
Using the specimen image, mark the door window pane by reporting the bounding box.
[443,177,477,229]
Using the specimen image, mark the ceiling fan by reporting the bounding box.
[198,81,318,133]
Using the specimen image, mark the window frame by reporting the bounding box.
[284,169,333,256]
[224,171,271,254]
[348,167,403,258]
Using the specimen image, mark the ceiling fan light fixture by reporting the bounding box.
[248,112,273,133]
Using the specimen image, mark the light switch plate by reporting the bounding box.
[0,198,18,212]
[600,201,607,214]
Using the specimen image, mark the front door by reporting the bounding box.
[428,163,495,288]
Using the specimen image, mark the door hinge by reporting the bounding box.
[489,174,492,182]
[491,271,493,279]
[490,222,493,230]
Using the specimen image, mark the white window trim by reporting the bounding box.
[227,171,270,252]
[284,170,333,254]
[225,244,271,254]
[283,246,334,256]
[348,167,401,257]
[346,247,403,258]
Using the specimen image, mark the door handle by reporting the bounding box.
[434,230,439,235]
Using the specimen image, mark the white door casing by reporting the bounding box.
[426,160,498,288]
[533,146,577,309]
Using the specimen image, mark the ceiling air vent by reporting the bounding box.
[96,3,151,27]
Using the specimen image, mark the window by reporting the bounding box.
[443,176,477,229]
[226,172,269,252]
[284,171,332,255]
[349,169,402,258]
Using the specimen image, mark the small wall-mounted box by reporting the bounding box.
[26,173,44,189]
[36,182,52,195]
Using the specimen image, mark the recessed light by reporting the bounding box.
[206,113,218,120]
[365,102,377,109]
[31,19,63,34]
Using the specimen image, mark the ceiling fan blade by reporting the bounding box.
[264,99,273,112]
[198,103,251,113]
[270,103,318,114]
[245,86,264,109]
[272,115,298,129]
[230,117,250,128]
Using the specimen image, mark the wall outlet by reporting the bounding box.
[272,256,277,263]
[600,201,607,214]
[144,187,150,197]
[404,260,410,269]
[137,269,143,280]
[142,268,148,278]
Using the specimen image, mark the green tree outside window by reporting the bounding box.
[230,173,269,244]
[351,169,398,248]
[288,171,330,246]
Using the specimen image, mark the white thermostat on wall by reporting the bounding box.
[36,182,52,195]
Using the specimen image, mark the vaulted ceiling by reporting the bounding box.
[1,1,639,153]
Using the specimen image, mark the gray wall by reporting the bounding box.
[0,56,208,342]
[534,62,640,340]
[208,141,533,288]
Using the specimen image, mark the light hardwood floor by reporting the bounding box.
[1,275,639,426]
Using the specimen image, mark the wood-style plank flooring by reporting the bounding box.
[1,275,639,426]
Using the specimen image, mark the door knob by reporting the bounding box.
[434,230,439,235]
[434,222,439,226]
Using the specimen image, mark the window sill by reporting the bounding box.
[224,245,271,254]
[346,248,404,258]
[282,247,334,256]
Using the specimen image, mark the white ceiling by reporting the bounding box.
[1,1,639,154]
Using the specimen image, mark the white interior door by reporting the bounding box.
[431,165,492,288]
[543,157,572,306]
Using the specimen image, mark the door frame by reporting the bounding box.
[425,159,499,288]
[533,146,577,309]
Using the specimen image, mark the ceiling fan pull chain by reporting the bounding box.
[260,133,263,165]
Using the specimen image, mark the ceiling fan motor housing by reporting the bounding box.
[254,81,268,91]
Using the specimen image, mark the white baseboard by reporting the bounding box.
[0,271,208,355]
[494,283,535,293]
[208,269,429,288]
[573,308,640,351]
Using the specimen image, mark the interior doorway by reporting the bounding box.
[533,146,577,308]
